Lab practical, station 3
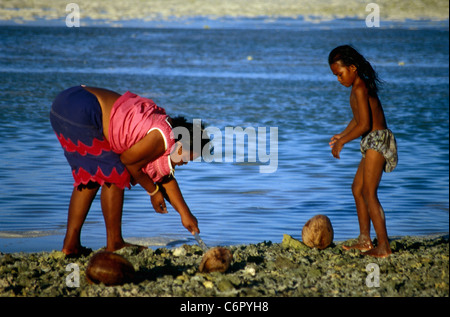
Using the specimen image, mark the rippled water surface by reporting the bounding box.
[0,22,448,252]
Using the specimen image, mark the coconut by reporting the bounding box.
[199,247,233,273]
[302,215,334,249]
[85,251,135,285]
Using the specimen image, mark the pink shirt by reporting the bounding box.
[109,91,175,183]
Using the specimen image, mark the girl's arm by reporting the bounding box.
[339,117,358,138]
[159,177,200,234]
[330,117,357,146]
[120,130,168,213]
[331,87,371,158]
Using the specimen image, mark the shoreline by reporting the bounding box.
[1,233,448,297]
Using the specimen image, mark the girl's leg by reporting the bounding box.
[362,149,392,258]
[62,184,99,255]
[343,158,374,251]
[100,184,147,252]
[100,183,127,251]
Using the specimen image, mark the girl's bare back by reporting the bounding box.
[82,86,121,140]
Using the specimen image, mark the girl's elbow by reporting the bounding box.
[120,153,133,166]
[361,126,370,135]
[124,163,143,183]
[359,122,371,134]
[120,156,138,174]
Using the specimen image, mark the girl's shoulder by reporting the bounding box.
[352,80,370,96]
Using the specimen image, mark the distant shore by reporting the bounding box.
[0,233,448,298]
[1,0,448,27]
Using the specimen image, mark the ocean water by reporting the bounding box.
[0,17,448,253]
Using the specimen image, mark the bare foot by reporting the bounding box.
[108,242,147,253]
[362,245,392,258]
[342,238,374,252]
[123,242,147,252]
[63,245,93,258]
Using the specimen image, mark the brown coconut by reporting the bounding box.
[302,215,334,249]
[85,251,135,286]
[199,247,233,273]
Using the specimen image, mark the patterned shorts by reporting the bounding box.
[360,129,398,173]
[50,86,130,189]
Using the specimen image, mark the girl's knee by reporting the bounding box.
[362,186,378,202]
[352,181,363,197]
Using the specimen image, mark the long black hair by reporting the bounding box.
[328,45,382,97]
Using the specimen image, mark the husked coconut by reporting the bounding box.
[199,247,233,273]
[302,215,334,249]
[86,251,135,285]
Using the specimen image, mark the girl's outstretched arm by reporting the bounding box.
[159,177,200,234]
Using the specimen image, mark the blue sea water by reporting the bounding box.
[0,19,448,253]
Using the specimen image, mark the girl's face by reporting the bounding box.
[330,61,357,87]
[170,142,200,167]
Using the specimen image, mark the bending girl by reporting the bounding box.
[50,85,209,257]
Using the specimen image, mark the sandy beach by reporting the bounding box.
[1,233,448,298]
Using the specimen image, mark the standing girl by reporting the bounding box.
[328,45,398,258]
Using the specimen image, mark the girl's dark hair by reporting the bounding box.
[328,45,382,97]
[171,116,212,156]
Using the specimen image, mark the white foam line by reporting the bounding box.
[0,230,62,238]
[125,236,189,247]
